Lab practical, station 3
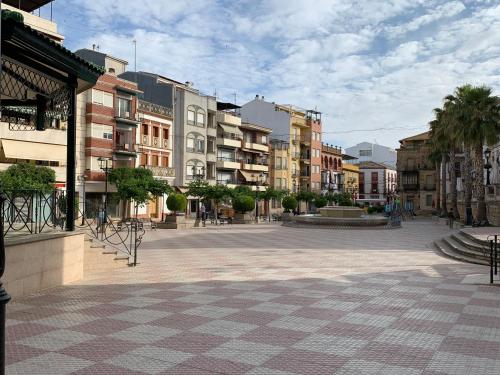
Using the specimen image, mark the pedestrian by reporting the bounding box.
[448,208,454,229]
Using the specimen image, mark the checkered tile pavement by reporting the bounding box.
[6,221,500,374]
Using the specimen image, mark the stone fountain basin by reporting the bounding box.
[319,206,364,218]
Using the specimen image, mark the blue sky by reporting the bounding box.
[51,0,500,149]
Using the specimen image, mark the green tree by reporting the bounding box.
[259,187,287,221]
[282,196,297,213]
[429,108,449,217]
[233,195,255,213]
[296,190,315,212]
[428,149,441,213]
[0,163,55,192]
[166,193,187,215]
[207,184,232,224]
[108,167,172,217]
[314,196,327,209]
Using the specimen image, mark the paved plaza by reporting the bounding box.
[6,220,500,374]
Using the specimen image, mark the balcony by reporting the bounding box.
[402,184,419,191]
[216,157,240,170]
[138,100,173,118]
[217,112,241,126]
[291,152,300,160]
[300,137,310,146]
[242,140,268,153]
[145,165,175,178]
[141,134,149,146]
[241,162,268,172]
[422,185,436,191]
[217,134,241,148]
[115,143,137,155]
[300,154,310,163]
[162,138,171,149]
[217,178,237,185]
[115,109,139,125]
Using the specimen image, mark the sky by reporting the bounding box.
[50,0,500,149]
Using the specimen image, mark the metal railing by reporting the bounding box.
[487,235,499,284]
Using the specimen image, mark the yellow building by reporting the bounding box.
[342,157,360,200]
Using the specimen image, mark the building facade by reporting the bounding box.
[341,160,360,201]
[345,142,397,169]
[239,96,322,192]
[358,161,397,205]
[75,49,141,218]
[397,132,437,213]
[321,144,343,194]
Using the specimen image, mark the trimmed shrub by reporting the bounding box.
[233,195,255,213]
[367,206,376,214]
[282,196,298,212]
[166,193,187,214]
[314,196,327,208]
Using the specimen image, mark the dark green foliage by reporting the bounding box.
[233,195,255,213]
[336,192,354,206]
[282,196,298,212]
[314,196,327,208]
[108,167,172,206]
[166,193,187,214]
[367,206,376,214]
[296,190,315,203]
[0,163,55,192]
[231,185,253,197]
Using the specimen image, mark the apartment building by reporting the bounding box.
[239,122,271,190]
[119,72,175,219]
[270,140,290,191]
[75,49,141,217]
[0,1,67,186]
[345,142,397,169]
[239,96,322,192]
[397,131,437,213]
[342,155,360,201]
[321,144,343,193]
[358,161,397,205]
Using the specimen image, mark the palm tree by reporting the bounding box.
[429,108,449,217]
[428,149,441,213]
[454,85,500,223]
[442,97,460,219]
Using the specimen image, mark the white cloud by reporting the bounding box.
[63,0,500,148]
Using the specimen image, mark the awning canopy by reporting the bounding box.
[176,187,188,194]
[239,170,258,182]
[1,139,66,162]
[218,123,243,136]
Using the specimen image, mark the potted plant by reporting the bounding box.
[160,193,188,229]
[232,194,256,224]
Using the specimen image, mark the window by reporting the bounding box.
[196,112,205,127]
[162,156,169,167]
[90,123,113,140]
[142,124,149,135]
[153,127,159,137]
[140,153,147,166]
[276,157,282,169]
[186,160,204,179]
[187,109,195,124]
[359,149,372,157]
[262,135,267,144]
[207,137,216,154]
[196,138,205,153]
[187,135,195,152]
[117,97,131,118]
[163,128,169,139]
[186,133,205,153]
[91,89,113,107]
[275,178,282,189]
[217,148,234,161]
[152,155,159,166]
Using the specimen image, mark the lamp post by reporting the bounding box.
[77,174,87,225]
[98,157,114,238]
[0,190,10,375]
[192,165,205,219]
[484,148,492,186]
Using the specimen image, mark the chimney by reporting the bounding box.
[261,96,265,101]
[92,44,95,51]
[255,94,259,100]
[185,81,193,88]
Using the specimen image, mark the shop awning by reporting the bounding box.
[176,187,188,194]
[1,139,66,162]
[218,123,243,136]
[239,170,257,182]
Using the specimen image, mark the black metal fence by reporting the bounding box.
[0,189,144,266]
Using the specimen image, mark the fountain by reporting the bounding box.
[283,206,391,228]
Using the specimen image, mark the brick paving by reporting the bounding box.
[6,220,500,374]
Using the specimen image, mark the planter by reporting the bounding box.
[157,215,201,229]
[233,213,255,224]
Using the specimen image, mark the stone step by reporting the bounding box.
[451,232,488,253]
[459,230,491,247]
[443,236,489,261]
[434,239,489,266]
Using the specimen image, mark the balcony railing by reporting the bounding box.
[145,165,175,178]
[152,136,160,147]
[219,132,242,140]
[402,184,419,190]
[422,185,436,191]
[162,139,170,149]
[115,109,137,121]
[138,100,173,118]
[217,178,236,185]
[115,143,136,153]
[291,152,300,159]
[142,135,148,145]
[217,156,236,162]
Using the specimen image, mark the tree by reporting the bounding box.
[450,85,500,223]
[233,195,255,213]
[428,149,441,213]
[429,108,449,217]
[108,167,172,217]
[0,163,55,192]
[259,187,287,221]
[296,190,315,213]
[166,193,187,215]
[314,196,327,209]
[282,196,297,213]
[206,184,232,224]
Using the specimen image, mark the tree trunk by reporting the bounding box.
[463,145,473,214]
[440,155,448,217]
[435,161,441,212]
[473,143,487,223]
[449,149,459,219]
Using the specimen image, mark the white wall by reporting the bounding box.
[240,99,290,142]
[345,142,396,168]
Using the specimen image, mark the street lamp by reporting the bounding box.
[253,172,265,222]
[484,148,492,186]
[77,174,87,225]
[0,190,11,374]
[191,165,206,219]
[98,157,114,238]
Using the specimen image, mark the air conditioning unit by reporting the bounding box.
[124,144,129,150]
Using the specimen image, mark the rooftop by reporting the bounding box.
[358,161,395,170]
[4,0,52,12]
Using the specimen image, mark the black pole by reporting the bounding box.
[490,240,494,284]
[65,80,77,231]
[255,189,259,222]
[0,191,11,375]
[81,177,86,225]
[495,235,498,276]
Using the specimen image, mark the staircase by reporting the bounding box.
[434,230,490,265]
[83,236,130,273]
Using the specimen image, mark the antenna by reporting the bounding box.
[133,39,137,73]
[233,92,237,105]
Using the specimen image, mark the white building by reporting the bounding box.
[358,161,397,205]
[345,142,396,169]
